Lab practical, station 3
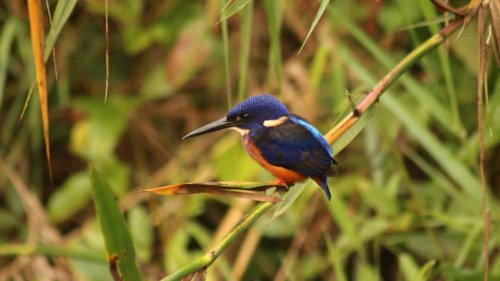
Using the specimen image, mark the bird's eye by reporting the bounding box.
[236,114,249,122]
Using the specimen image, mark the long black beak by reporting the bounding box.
[182,117,237,139]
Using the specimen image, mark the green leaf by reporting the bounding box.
[220,0,251,21]
[44,0,78,60]
[325,234,348,281]
[70,97,133,162]
[48,172,91,223]
[129,206,153,262]
[220,0,233,108]
[90,168,142,281]
[416,259,437,281]
[399,253,420,281]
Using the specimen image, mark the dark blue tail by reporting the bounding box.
[314,177,331,200]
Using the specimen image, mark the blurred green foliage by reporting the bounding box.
[0,0,499,280]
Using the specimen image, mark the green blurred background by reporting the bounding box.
[0,0,499,280]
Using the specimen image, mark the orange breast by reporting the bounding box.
[243,137,306,186]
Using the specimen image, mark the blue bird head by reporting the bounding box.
[183,94,289,139]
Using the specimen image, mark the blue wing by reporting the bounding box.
[252,115,336,178]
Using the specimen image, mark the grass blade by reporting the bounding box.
[90,168,142,281]
[264,0,283,96]
[44,0,78,61]
[237,0,253,102]
[416,260,437,281]
[298,0,330,53]
[220,0,251,22]
[20,0,77,121]
[477,4,490,281]
[27,0,52,180]
[220,0,233,108]
[0,17,18,109]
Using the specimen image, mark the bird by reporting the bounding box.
[183,94,337,200]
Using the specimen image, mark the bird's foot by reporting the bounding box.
[270,179,289,189]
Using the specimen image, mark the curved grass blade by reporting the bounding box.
[298,0,330,53]
[416,260,438,281]
[90,168,142,281]
[44,0,78,60]
[220,0,251,22]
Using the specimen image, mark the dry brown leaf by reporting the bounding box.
[27,0,52,180]
[142,181,287,202]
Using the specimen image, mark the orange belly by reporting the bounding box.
[244,138,306,185]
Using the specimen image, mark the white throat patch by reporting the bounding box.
[263,116,288,127]
[230,127,250,136]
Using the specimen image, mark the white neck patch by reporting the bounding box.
[263,116,288,127]
[230,127,250,136]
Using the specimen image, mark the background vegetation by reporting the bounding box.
[0,0,499,280]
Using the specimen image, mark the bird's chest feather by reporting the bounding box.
[242,127,306,184]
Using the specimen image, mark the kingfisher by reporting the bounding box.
[183,94,337,200]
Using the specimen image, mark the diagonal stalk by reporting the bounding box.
[324,19,463,145]
[161,202,274,281]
